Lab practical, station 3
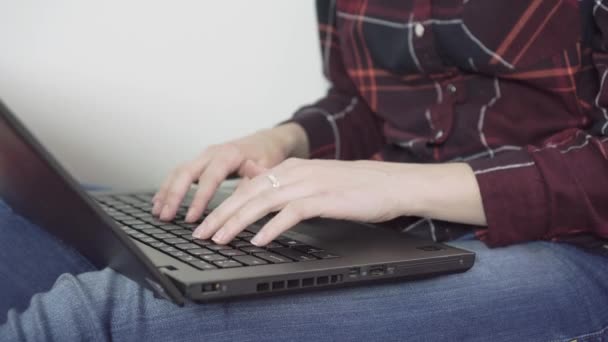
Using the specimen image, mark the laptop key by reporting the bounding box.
[121,219,145,225]
[150,241,168,249]
[131,212,151,218]
[213,260,243,268]
[272,248,318,261]
[311,251,340,259]
[160,224,184,231]
[140,228,165,235]
[187,248,214,256]
[142,218,167,226]
[232,255,268,266]
[168,250,188,258]
[179,234,195,241]
[153,233,174,240]
[131,232,147,239]
[219,249,247,257]
[164,238,189,245]
[193,239,212,246]
[294,245,325,254]
[229,240,252,248]
[139,236,156,244]
[171,229,193,236]
[264,242,283,249]
[178,255,197,263]
[188,260,217,270]
[201,254,227,262]
[132,224,156,230]
[207,244,232,251]
[241,246,265,254]
[278,239,305,247]
[236,231,254,238]
[177,223,198,230]
[254,252,292,264]
[160,246,179,253]
[175,243,200,250]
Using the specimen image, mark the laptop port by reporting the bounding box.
[201,283,221,293]
[317,276,329,285]
[302,277,314,287]
[256,283,269,292]
[369,266,385,276]
[348,267,361,278]
[272,281,285,290]
[287,279,300,289]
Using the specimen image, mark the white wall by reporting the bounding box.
[0,1,326,189]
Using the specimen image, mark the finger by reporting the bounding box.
[250,196,324,246]
[153,152,212,216]
[193,169,290,239]
[159,165,200,221]
[238,159,267,179]
[210,182,315,244]
[152,171,177,215]
[184,153,246,223]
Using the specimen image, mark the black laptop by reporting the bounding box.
[0,101,475,305]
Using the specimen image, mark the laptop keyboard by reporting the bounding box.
[94,194,339,271]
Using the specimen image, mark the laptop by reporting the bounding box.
[0,100,475,306]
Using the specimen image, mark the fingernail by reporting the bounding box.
[192,222,207,239]
[250,235,262,246]
[212,230,226,244]
[152,202,162,215]
[185,210,195,223]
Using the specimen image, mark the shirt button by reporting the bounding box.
[414,23,425,38]
[446,84,457,94]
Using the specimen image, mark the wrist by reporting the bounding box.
[268,123,310,159]
[394,163,487,226]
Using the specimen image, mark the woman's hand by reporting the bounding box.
[192,159,487,246]
[152,123,308,223]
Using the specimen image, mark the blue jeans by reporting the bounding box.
[1,199,607,342]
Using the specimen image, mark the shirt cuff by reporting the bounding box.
[466,150,549,247]
[284,107,337,159]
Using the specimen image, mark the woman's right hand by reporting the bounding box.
[151,123,308,223]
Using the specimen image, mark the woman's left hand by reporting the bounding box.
[192,158,421,246]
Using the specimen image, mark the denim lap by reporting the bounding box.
[1,202,607,341]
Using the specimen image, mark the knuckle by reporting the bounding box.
[222,143,243,160]
[205,168,226,184]
[231,210,248,226]
[284,203,304,220]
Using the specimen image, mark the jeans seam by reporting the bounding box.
[552,322,608,342]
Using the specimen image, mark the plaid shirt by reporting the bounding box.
[289,0,608,252]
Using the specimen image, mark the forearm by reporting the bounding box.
[393,162,487,226]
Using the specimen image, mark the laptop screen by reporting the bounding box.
[0,101,183,304]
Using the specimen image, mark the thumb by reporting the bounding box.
[239,159,267,179]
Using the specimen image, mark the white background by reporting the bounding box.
[0,1,326,189]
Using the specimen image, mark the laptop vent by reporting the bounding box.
[256,274,344,293]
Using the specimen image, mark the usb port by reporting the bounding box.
[201,283,221,293]
[348,267,361,278]
[369,266,385,276]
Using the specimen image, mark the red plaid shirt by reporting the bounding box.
[289,0,608,252]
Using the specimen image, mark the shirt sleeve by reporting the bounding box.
[465,5,608,247]
[285,0,385,160]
